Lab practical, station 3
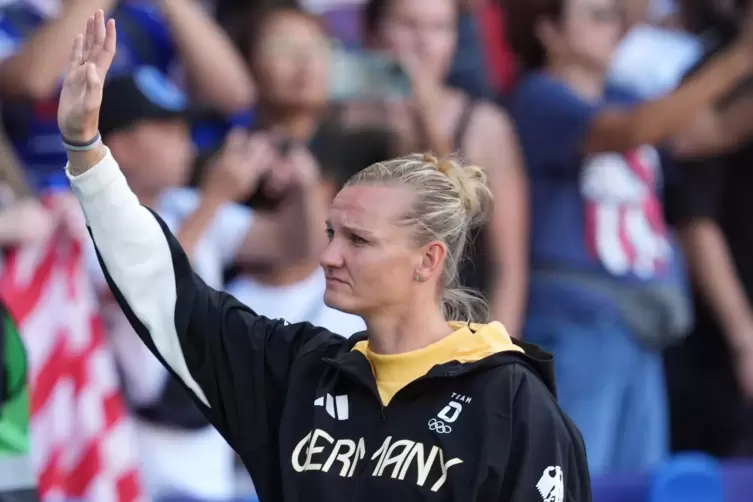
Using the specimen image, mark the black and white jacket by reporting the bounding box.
[67,148,591,502]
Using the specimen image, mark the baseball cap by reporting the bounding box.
[99,66,189,137]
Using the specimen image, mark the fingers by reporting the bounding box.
[82,15,94,62]
[84,62,103,99]
[223,127,247,153]
[103,19,117,56]
[94,10,107,49]
[245,134,277,173]
[76,11,116,85]
[94,17,117,74]
[69,34,83,71]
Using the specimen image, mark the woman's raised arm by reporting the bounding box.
[59,10,341,455]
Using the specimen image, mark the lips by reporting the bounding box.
[325,276,348,285]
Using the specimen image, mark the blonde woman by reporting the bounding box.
[58,12,590,502]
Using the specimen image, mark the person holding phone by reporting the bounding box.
[59,11,590,502]
[338,0,529,337]
[505,0,753,475]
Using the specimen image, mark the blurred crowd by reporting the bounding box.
[0,0,752,500]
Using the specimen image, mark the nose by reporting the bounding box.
[319,238,344,269]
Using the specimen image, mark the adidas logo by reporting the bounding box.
[314,393,349,420]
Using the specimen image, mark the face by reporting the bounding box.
[114,119,194,192]
[321,184,424,316]
[372,0,457,81]
[549,0,622,70]
[251,12,330,110]
[621,0,649,26]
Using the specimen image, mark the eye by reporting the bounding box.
[350,234,369,246]
[325,228,334,241]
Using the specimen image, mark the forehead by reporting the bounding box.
[567,0,617,12]
[260,12,325,40]
[389,0,456,20]
[329,184,413,231]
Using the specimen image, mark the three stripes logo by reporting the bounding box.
[314,393,349,420]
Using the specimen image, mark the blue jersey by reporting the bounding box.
[509,71,677,285]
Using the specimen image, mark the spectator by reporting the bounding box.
[84,67,316,501]
[0,0,252,192]
[0,124,53,247]
[237,6,328,144]
[226,125,374,336]
[505,0,753,475]
[341,0,529,334]
[664,0,753,459]
[609,0,702,98]
[0,125,45,502]
[193,5,334,210]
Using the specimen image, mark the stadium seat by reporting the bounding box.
[648,453,724,502]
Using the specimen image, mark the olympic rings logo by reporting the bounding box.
[428,418,452,434]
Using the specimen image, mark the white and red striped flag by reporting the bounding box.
[0,223,145,502]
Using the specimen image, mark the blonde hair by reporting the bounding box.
[345,152,493,322]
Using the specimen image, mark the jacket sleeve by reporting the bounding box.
[66,147,343,454]
[503,366,592,502]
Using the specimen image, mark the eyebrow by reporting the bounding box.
[325,220,376,238]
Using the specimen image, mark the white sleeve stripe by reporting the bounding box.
[67,149,210,407]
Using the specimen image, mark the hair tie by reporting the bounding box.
[423,153,438,166]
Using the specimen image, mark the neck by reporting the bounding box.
[249,260,320,286]
[257,102,322,141]
[545,62,605,101]
[364,304,453,355]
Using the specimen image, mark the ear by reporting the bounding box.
[415,240,447,283]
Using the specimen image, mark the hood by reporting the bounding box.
[346,321,557,396]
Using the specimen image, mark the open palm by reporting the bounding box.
[57,10,116,143]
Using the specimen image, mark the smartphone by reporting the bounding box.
[329,49,411,102]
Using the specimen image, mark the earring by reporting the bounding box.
[415,274,423,282]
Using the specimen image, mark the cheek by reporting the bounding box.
[381,27,413,56]
[257,60,293,89]
[568,20,619,56]
[430,35,456,69]
[351,246,413,291]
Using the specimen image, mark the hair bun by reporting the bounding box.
[425,154,493,227]
[436,159,454,177]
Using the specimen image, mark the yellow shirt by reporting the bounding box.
[352,321,523,405]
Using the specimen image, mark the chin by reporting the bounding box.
[323,288,360,315]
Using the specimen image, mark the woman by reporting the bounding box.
[341,0,529,335]
[225,127,395,337]
[505,0,753,476]
[190,6,328,190]
[58,12,591,502]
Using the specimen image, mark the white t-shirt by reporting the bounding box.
[609,24,701,98]
[226,267,366,337]
[86,187,252,500]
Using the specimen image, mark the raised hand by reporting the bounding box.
[201,129,279,203]
[58,10,116,143]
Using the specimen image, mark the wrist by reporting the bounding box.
[67,144,107,177]
[62,131,101,151]
[61,126,100,145]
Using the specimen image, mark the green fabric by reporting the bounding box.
[0,310,30,456]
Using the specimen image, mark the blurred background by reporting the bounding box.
[0,0,752,501]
